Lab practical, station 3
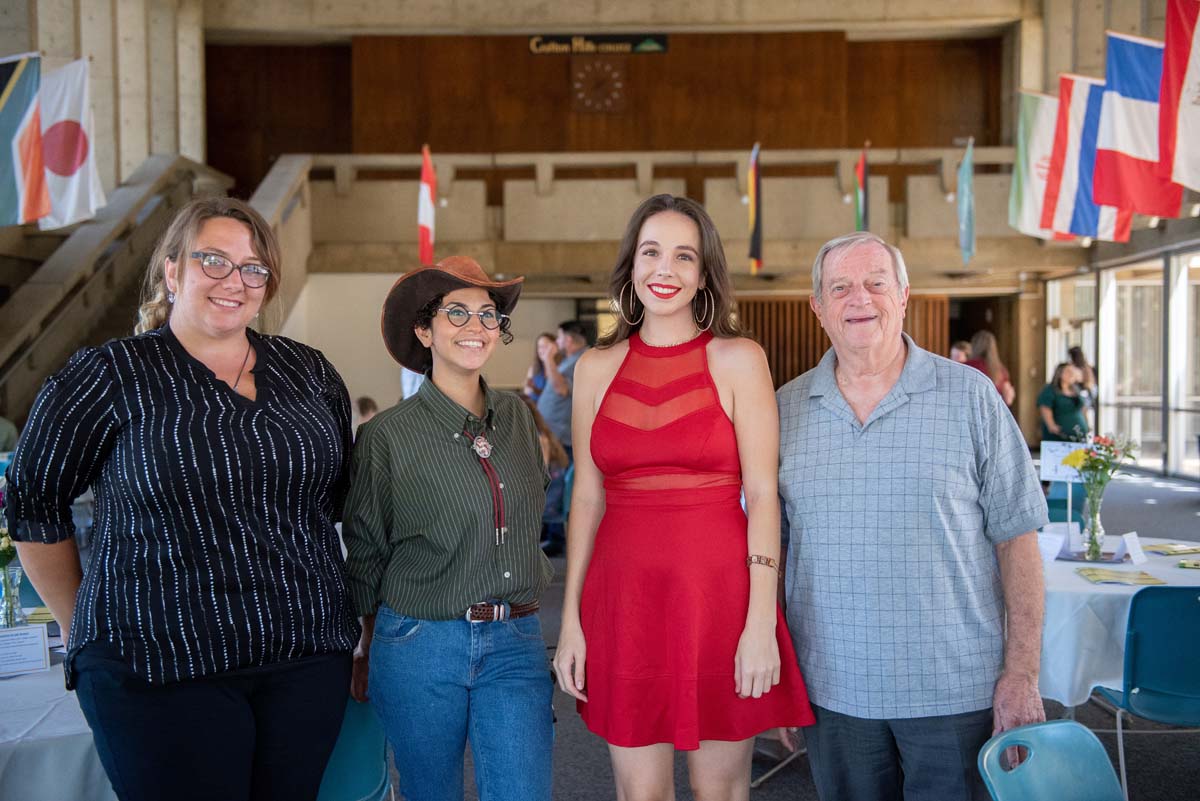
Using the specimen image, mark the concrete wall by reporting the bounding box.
[5,0,205,194]
[204,0,1027,37]
[311,180,489,244]
[280,272,577,407]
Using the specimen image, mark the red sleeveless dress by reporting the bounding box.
[578,331,814,750]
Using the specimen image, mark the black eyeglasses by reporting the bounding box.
[190,251,272,289]
[437,305,509,330]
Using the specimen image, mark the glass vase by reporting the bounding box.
[0,564,27,628]
[1083,490,1105,561]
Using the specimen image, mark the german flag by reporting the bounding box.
[747,142,762,275]
[0,53,50,225]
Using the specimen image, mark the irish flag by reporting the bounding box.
[0,53,50,225]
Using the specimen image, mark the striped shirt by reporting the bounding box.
[343,376,553,620]
[4,326,359,686]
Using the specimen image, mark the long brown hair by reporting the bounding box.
[136,197,282,335]
[598,194,745,348]
[970,330,1007,380]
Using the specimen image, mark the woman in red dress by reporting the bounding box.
[553,195,813,800]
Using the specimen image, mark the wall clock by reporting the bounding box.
[571,56,627,113]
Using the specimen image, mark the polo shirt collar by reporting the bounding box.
[807,333,937,430]
[417,372,498,433]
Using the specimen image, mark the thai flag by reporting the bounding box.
[1159,0,1200,192]
[1094,33,1182,217]
[418,144,436,265]
[1041,74,1133,242]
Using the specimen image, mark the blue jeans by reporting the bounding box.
[368,605,554,801]
[805,704,993,801]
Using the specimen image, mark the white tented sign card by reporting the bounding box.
[1039,522,1080,562]
[1040,441,1085,483]
[1113,532,1148,565]
[0,624,51,677]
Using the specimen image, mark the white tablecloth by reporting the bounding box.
[1040,537,1200,707]
[0,663,117,801]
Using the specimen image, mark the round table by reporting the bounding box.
[0,663,117,801]
[1039,536,1200,707]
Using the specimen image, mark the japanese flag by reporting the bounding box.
[38,59,106,230]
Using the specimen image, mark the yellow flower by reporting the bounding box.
[1061,449,1088,469]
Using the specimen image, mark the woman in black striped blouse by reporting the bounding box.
[4,197,358,801]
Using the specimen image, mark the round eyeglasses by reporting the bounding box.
[437,305,509,330]
[190,251,272,289]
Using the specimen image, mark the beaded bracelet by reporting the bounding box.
[746,554,780,572]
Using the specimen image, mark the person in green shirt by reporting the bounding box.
[343,255,554,801]
[1037,362,1088,441]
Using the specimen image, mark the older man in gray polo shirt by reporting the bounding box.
[778,232,1047,801]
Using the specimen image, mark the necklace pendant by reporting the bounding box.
[472,435,493,459]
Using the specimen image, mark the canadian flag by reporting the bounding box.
[38,59,106,230]
[418,144,436,265]
[1159,0,1200,191]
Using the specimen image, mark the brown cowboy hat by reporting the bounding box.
[381,255,524,372]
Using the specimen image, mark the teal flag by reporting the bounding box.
[957,138,975,265]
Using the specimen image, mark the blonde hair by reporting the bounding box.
[135,197,282,335]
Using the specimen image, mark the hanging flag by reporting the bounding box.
[1094,33,1183,217]
[957,138,975,265]
[1041,74,1133,242]
[418,144,436,265]
[38,59,107,230]
[747,142,762,275]
[0,53,50,226]
[1010,92,1072,239]
[1159,0,1200,191]
[854,145,869,231]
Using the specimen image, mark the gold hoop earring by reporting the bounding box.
[614,280,644,326]
[693,287,714,331]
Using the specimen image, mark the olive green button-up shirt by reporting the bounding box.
[343,377,553,620]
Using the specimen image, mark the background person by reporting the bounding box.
[966,329,1016,406]
[523,332,560,403]
[344,256,554,801]
[949,340,972,364]
[4,197,357,801]
[553,194,813,801]
[536,319,588,556]
[1038,362,1088,442]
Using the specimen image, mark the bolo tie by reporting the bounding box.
[463,423,507,545]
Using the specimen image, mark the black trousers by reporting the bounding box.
[74,642,351,801]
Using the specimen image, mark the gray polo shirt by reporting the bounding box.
[536,348,584,448]
[777,334,1047,719]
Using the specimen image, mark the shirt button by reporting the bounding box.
[499,483,504,489]
[453,433,460,439]
[504,571,511,579]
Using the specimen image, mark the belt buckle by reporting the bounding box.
[465,601,509,623]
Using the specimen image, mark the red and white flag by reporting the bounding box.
[38,59,106,229]
[418,144,436,265]
[1094,33,1182,217]
[1159,0,1200,191]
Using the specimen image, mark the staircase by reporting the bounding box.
[0,155,233,426]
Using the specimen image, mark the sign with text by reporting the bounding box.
[529,34,668,55]
[1040,440,1085,483]
[0,623,50,677]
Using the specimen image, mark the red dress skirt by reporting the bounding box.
[578,332,814,750]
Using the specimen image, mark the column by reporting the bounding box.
[175,0,203,162]
[114,0,148,181]
[0,2,35,57]
[80,0,118,192]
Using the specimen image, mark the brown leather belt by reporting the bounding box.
[464,600,539,622]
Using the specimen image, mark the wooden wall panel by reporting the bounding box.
[206,45,352,196]
[739,295,950,389]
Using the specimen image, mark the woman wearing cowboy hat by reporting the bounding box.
[342,256,555,801]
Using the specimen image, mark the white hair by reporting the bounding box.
[811,231,909,302]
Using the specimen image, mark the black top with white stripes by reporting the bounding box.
[4,325,359,686]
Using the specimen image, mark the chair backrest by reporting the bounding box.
[977,720,1124,801]
[1046,481,1085,510]
[317,698,391,801]
[1122,586,1200,726]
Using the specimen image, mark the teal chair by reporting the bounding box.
[978,720,1123,801]
[1046,481,1084,526]
[317,699,393,801]
[1093,587,1200,800]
